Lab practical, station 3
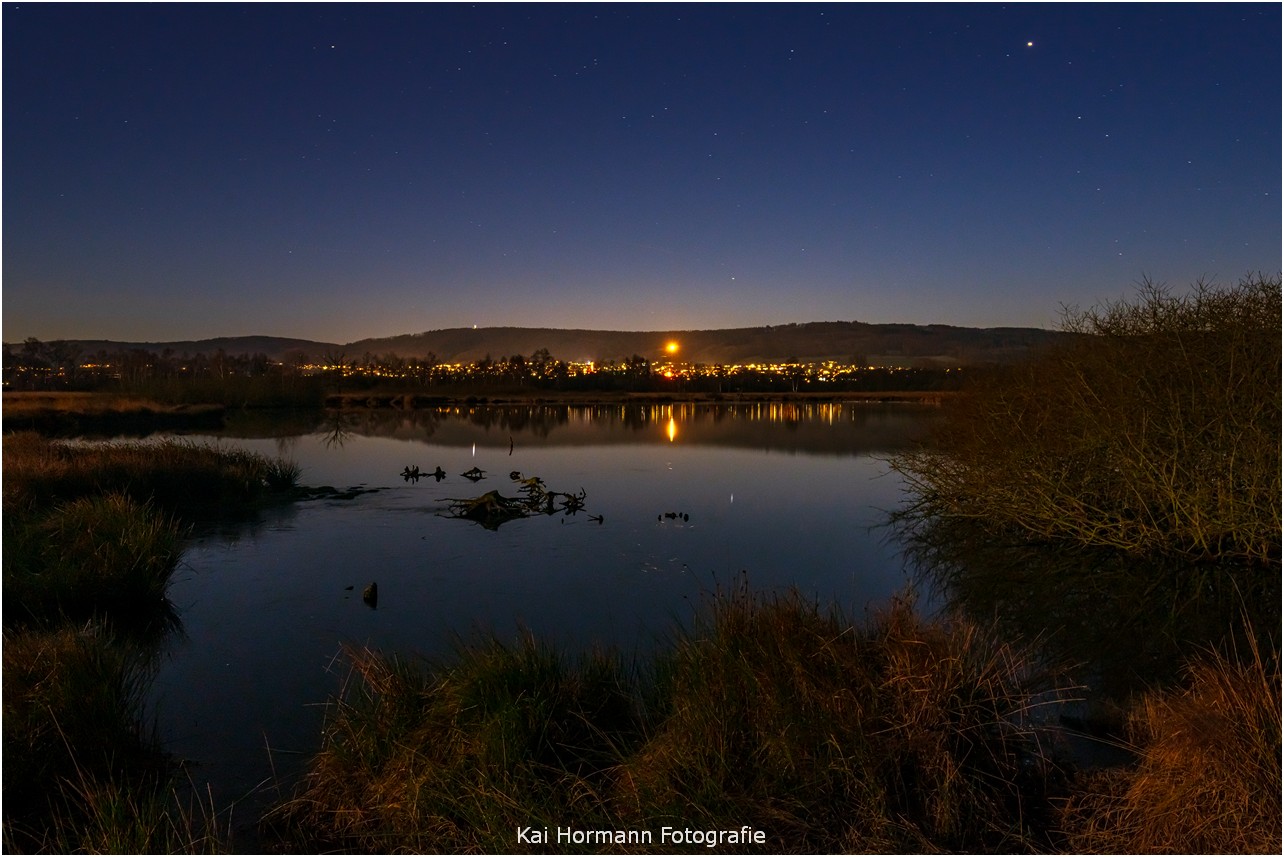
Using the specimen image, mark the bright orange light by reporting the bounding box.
[666,416,677,443]
[665,341,679,354]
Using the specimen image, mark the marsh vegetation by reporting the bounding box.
[1,434,300,851]
[891,276,1280,686]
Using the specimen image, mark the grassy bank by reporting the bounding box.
[268,587,1279,853]
[3,391,228,435]
[1062,638,1281,853]
[2,626,222,853]
[2,432,300,851]
[269,591,1061,853]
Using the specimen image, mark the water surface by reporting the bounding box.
[148,402,933,816]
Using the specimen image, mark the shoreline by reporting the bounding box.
[322,389,956,409]
[3,388,954,425]
[2,392,227,434]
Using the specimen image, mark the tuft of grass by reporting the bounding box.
[1061,637,1281,854]
[5,769,227,855]
[268,634,642,852]
[1,625,172,849]
[262,457,302,492]
[4,492,182,627]
[622,588,1063,852]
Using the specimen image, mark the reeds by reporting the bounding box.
[270,635,642,852]
[3,431,297,516]
[2,431,301,851]
[4,492,181,626]
[3,433,299,630]
[1,625,170,851]
[1062,638,1281,854]
[625,588,1062,852]
[2,625,223,853]
[271,588,1068,853]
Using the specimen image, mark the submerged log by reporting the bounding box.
[445,489,530,530]
[443,477,595,530]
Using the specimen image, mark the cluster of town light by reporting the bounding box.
[4,341,957,387]
[285,359,943,380]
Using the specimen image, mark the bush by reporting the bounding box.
[893,275,1280,565]
[890,276,1281,685]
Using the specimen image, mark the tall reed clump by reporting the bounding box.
[268,635,643,853]
[271,588,1067,853]
[1061,640,1281,853]
[620,588,1063,852]
[0,625,222,853]
[2,625,223,853]
[4,492,181,626]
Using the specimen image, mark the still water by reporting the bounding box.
[147,402,933,812]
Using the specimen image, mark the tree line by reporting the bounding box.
[4,339,962,401]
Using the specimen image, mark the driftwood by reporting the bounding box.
[442,473,594,530]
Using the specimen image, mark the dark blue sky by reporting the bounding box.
[4,2,1279,343]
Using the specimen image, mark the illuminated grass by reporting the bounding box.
[1061,638,1281,854]
[269,589,1065,853]
[3,431,297,516]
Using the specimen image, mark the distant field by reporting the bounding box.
[2,392,226,433]
[2,392,213,414]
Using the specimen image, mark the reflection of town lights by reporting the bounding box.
[667,417,677,442]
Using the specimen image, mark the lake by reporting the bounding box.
[145,401,935,823]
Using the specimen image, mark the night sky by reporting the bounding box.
[4,2,1280,344]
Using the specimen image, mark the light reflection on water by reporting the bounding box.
[149,402,934,814]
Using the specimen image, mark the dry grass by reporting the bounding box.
[1,431,301,851]
[1,625,170,850]
[4,492,182,627]
[3,431,292,515]
[1061,638,1281,854]
[268,635,640,852]
[3,391,183,414]
[270,589,1067,853]
[1,626,223,854]
[622,588,1063,852]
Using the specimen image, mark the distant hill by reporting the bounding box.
[37,336,342,363]
[17,322,1070,367]
[349,321,1068,367]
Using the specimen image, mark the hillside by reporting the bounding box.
[40,336,343,363]
[17,322,1070,367]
